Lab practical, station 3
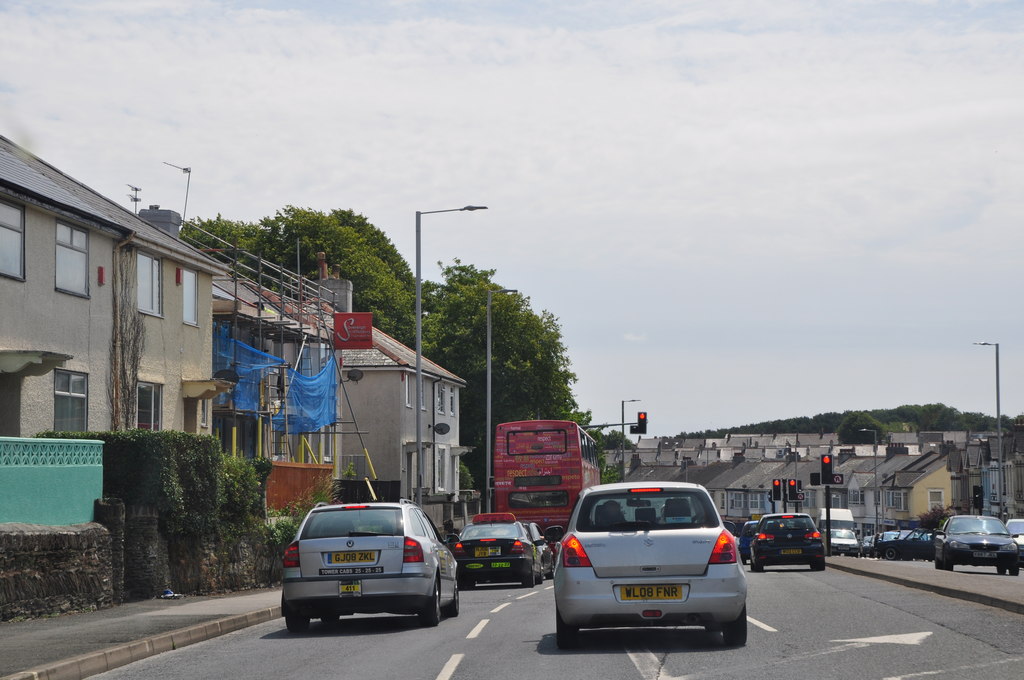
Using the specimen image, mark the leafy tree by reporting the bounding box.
[603,429,636,452]
[837,412,886,445]
[917,505,955,530]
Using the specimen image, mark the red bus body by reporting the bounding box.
[493,420,601,531]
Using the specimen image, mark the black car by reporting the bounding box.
[876,527,934,561]
[525,521,555,579]
[933,515,1020,575]
[452,513,543,587]
[749,513,825,572]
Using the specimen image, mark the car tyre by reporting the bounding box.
[749,559,764,573]
[441,579,460,618]
[555,608,579,649]
[997,565,1006,575]
[418,577,442,627]
[521,570,535,588]
[285,613,310,633]
[1010,565,1020,577]
[883,547,899,561]
[810,558,826,571]
[722,606,748,647]
[941,550,954,571]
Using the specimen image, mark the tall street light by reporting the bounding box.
[485,287,517,512]
[859,428,879,534]
[415,206,487,507]
[620,399,639,479]
[974,341,1002,519]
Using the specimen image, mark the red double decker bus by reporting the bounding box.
[493,420,601,531]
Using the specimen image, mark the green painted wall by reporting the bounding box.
[0,437,103,525]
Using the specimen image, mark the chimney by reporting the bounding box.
[138,205,182,237]
[316,258,353,312]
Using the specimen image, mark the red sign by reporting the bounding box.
[333,312,374,349]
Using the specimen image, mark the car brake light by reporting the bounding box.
[283,541,300,568]
[342,505,371,510]
[452,542,467,557]
[805,531,821,539]
[708,530,737,564]
[629,488,663,493]
[403,537,424,563]
[757,533,773,541]
[509,540,525,554]
[561,534,592,568]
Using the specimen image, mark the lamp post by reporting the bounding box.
[620,399,639,479]
[974,342,1002,519]
[485,287,517,512]
[414,206,487,507]
[859,428,879,534]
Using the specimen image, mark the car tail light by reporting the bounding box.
[708,530,737,564]
[509,540,525,554]
[757,533,774,541]
[561,534,592,568]
[283,541,300,568]
[403,537,424,563]
[452,541,467,557]
[805,531,821,540]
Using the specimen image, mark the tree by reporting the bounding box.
[837,412,886,445]
[917,504,955,530]
[603,429,636,452]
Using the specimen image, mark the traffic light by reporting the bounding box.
[771,478,782,501]
[972,485,983,512]
[786,478,800,502]
[630,411,648,434]
[820,454,833,478]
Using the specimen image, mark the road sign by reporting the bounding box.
[829,473,844,485]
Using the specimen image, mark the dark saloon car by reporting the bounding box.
[877,527,935,561]
[452,513,543,588]
[933,515,1020,575]
[738,520,758,564]
[749,513,825,572]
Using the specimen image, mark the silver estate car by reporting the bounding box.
[281,499,459,632]
[553,482,748,649]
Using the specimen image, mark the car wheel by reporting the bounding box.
[933,556,942,570]
[521,568,535,588]
[749,559,764,573]
[722,606,748,647]
[555,608,579,649]
[810,558,826,571]
[418,577,441,627]
[1010,565,1020,577]
[740,555,748,564]
[941,550,954,571]
[441,579,460,618]
[997,565,1006,575]
[883,547,899,561]
[285,613,310,633]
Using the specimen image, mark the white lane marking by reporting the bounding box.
[884,657,1018,680]
[833,632,932,646]
[627,650,664,680]
[516,590,539,600]
[747,615,777,632]
[436,653,464,680]
[466,619,489,639]
[490,602,511,613]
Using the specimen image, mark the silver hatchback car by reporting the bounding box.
[281,499,459,632]
[553,482,747,648]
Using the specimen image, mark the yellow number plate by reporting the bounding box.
[475,546,501,557]
[619,584,684,601]
[781,548,802,555]
[329,551,377,564]
[339,580,361,596]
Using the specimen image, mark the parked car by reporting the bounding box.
[526,521,555,579]
[829,529,861,557]
[749,513,825,572]
[553,481,747,649]
[861,533,876,557]
[876,527,935,561]
[281,499,459,632]
[737,520,759,564]
[451,512,543,588]
[1006,518,1024,552]
[933,515,1020,575]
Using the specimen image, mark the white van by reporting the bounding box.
[818,508,855,534]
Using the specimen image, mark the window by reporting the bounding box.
[449,388,456,416]
[200,399,209,428]
[405,373,412,408]
[885,489,908,512]
[437,383,446,413]
[728,491,746,511]
[0,200,24,278]
[55,223,88,295]
[849,489,864,505]
[137,382,162,430]
[435,445,449,491]
[181,268,197,324]
[928,489,944,507]
[137,252,161,314]
[54,370,87,430]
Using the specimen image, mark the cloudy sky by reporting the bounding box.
[4,0,1024,436]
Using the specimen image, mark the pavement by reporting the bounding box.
[2,558,1022,680]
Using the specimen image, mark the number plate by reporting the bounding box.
[328,551,377,564]
[781,548,802,555]
[475,546,501,557]
[972,551,996,558]
[619,585,685,601]
[491,561,511,568]
[338,580,361,596]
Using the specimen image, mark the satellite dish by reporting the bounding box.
[433,422,451,435]
[346,368,364,382]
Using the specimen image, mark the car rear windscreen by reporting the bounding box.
[301,508,402,539]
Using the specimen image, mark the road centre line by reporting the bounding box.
[490,603,511,613]
[467,619,490,638]
[747,615,777,632]
[435,653,464,680]
[516,590,539,600]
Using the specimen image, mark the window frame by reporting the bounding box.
[0,199,25,280]
[137,381,163,430]
[54,369,88,431]
[181,267,197,325]
[137,252,162,315]
[55,222,89,296]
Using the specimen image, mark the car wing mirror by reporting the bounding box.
[544,525,565,543]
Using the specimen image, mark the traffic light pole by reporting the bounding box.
[824,485,832,556]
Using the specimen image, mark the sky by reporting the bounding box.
[3,0,1024,437]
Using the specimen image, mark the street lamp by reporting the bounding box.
[974,342,1002,519]
[485,287,517,512]
[415,206,487,507]
[859,428,879,534]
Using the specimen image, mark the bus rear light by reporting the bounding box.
[509,540,525,554]
[708,530,737,565]
[282,541,300,568]
[561,534,592,568]
[403,537,424,563]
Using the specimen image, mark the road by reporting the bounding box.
[90,566,1023,680]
